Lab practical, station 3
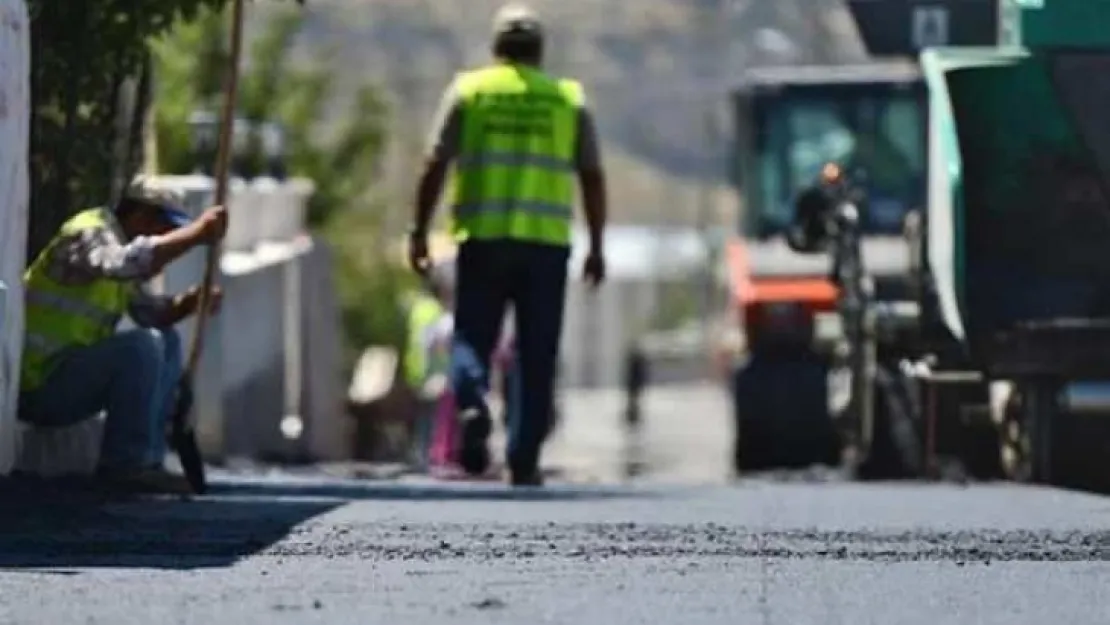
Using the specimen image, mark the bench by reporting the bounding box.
[347,347,420,462]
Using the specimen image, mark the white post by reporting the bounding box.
[0,0,31,476]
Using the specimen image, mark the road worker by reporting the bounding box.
[18,177,227,493]
[408,2,608,486]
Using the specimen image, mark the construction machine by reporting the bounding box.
[728,0,1110,491]
[727,61,935,476]
[921,0,1110,490]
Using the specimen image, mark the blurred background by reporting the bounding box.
[4,0,1002,483]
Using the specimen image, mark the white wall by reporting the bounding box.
[0,0,30,475]
[157,176,347,463]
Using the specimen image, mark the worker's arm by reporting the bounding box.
[147,210,225,276]
[129,284,221,328]
[412,80,462,235]
[58,210,223,284]
[575,107,607,253]
[50,226,164,284]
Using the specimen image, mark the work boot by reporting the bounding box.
[457,407,492,476]
[508,467,544,487]
[507,451,544,487]
[96,467,194,496]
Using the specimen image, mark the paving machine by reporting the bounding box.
[727,62,935,476]
[729,0,1110,491]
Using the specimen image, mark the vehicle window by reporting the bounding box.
[753,88,926,236]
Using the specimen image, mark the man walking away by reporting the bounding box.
[408,3,608,486]
[18,176,227,494]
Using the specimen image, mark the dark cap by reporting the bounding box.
[492,3,543,39]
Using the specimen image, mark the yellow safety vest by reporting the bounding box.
[21,208,133,391]
[449,63,583,247]
[403,293,445,388]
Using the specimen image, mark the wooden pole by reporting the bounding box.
[186,0,246,377]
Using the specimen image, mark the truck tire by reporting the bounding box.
[731,357,838,474]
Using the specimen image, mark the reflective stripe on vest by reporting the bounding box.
[25,288,120,327]
[449,64,582,247]
[20,208,130,391]
[455,152,575,172]
[453,199,572,219]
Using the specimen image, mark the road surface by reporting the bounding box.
[2,384,1109,624]
[510,382,737,484]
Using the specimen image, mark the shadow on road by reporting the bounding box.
[0,491,337,571]
[0,473,646,572]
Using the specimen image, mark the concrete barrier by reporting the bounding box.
[157,176,334,463]
[0,0,30,476]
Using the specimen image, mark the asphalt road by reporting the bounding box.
[2,384,1110,624]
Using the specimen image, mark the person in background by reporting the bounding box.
[430,302,516,479]
[403,264,454,471]
[18,176,226,493]
[425,298,461,477]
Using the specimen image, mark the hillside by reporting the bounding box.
[247,0,870,227]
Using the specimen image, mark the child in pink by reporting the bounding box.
[425,313,459,477]
[427,315,516,480]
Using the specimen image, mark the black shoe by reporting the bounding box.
[457,407,492,476]
[95,467,193,496]
[509,467,544,487]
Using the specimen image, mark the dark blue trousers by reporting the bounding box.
[450,239,569,472]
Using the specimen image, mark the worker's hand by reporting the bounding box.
[187,285,223,315]
[197,205,228,246]
[203,285,223,315]
[408,230,431,276]
[582,249,606,288]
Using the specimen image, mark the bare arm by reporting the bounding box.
[412,80,463,234]
[575,108,607,252]
[57,217,213,284]
[128,284,203,328]
[148,222,211,275]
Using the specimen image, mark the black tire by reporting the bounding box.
[732,357,837,475]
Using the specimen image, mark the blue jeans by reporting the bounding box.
[18,328,183,471]
[451,240,569,472]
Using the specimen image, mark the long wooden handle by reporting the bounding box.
[186,0,246,377]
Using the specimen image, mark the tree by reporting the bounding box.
[152,6,415,366]
[24,0,234,261]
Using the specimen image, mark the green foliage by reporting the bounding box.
[152,6,412,358]
[24,0,231,261]
[324,207,419,370]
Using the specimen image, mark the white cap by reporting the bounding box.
[492,3,543,38]
[124,174,185,207]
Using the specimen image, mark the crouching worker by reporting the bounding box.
[18,177,227,493]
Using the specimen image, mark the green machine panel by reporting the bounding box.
[924,38,1110,347]
[1000,0,1110,49]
